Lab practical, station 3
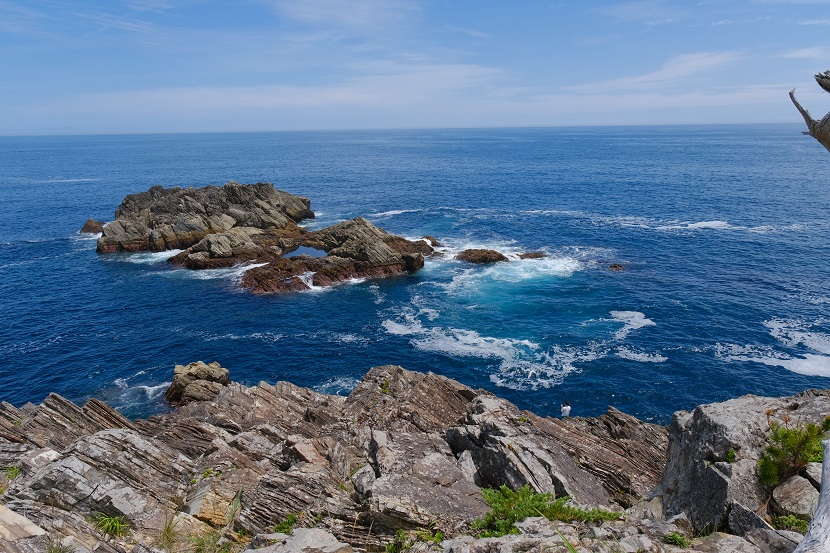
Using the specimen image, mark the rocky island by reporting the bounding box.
[92,182,431,293]
[0,363,827,553]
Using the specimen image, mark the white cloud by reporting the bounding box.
[264,0,419,31]
[800,18,830,24]
[446,25,491,38]
[596,1,689,26]
[779,46,828,59]
[570,52,742,92]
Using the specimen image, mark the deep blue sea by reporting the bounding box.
[1,125,829,424]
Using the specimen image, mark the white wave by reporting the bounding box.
[178,261,268,281]
[73,231,102,241]
[200,331,284,343]
[616,347,667,363]
[138,382,170,400]
[39,178,99,183]
[314,376,361,396]
[382,310,590,390]
[610,311,656,340]
[366,209,422,218]
[765,318,830,355]
[123,249,183,264]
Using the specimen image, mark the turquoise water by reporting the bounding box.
[1,125,828,423]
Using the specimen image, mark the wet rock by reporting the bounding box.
[609,263,624,271]
[165,361,230,405]
[518,251,546,259]
[422,235,442,247]
[79,219,104,234]
[455,249,508,263]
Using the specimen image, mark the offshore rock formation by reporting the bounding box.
[0,365,825,552]
[94,183,432,293]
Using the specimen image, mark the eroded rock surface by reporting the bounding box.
[455,248,508,263]
[96,183,432,292]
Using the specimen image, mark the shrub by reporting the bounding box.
[4,465,20,481]
[472,485,621,537]
[154,514,179,552]
[725,449,736,463]
[385,525,444,553]
[46,539,76,553]
[191,529,236,553]
[94,513,129,538]
[664,531,692,547]
[773,514,809,534]
[757,418,829,486]
[273,513,298,534]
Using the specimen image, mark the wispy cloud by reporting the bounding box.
[263,0,419,31]
[570,52,743,92]
[779,46,828,59]
[596,0,690,26]
[799,18,830,24]
[0,0,51,36]
[446,25,491,38]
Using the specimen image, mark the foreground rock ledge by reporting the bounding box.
[94,182,432,293]
[1,365,826,552]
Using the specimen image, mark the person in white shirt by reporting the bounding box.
[560,401,571,417]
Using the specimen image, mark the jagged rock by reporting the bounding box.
[422,235,442,247]
[79,219,104,234]
[729,500,774,537]
[772,475,820,519]
[803,462,822,490]
[745,528,802,553]
[242,528,354,553]
[455,248,508,263]
[661,390,830,533]
[445,394,617,509]
[518,251,546,259]
[97,182,313,253]
[165,361,230,405]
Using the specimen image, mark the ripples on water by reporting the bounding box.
[0,125,828,423]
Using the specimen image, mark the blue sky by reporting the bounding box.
[2,0,830,134]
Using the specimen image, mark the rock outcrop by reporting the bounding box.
[95,183,433,293]
[456,249,508,263]
[79,219,104,234]
[0,365,670,552]
[0,364,824,552]
[165,360,230,405]
[660,390,830,535]
[96,182,313,254]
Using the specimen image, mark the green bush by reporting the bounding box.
[385,525,444,553]
[273,513,298,534]
[94,513,129,538]
[46,539,76,553]
[664,531,692,547]
[472,485,621,537]
[757,418,829,486]
[191,529,236,553]
[4,465,20,480]
[773,514,809,534]
[725,449,736,463]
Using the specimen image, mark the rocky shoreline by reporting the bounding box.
[1,363,827,552]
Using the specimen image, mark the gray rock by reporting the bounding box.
[351,464,375,501]
[745,528,802,553]
[772,475,820,519]
[729,500,774,537]
[661,390,830,533]
[803,462,822,490]
[242,528,354,553]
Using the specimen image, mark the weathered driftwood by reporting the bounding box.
[793,439,830,553]
[790,71,830,154]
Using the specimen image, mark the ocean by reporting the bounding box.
[1,125,828,424]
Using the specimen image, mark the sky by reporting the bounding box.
[2,0,830,134]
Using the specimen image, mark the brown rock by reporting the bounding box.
[518,251,546,259]
[609,263,624,271]
[165,361,230,405]
[456,248,508,263]
[422,235,442,247]
[79,219,104,234]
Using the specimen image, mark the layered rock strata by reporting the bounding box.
[0,366,825,552]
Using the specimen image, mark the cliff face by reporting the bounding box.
[0,366,825,553]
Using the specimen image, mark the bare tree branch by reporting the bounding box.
[790,78,830,154]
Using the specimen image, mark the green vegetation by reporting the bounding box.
[517,415,529,423]
[757,417,830,486]
[552,524,579,553]
[385,525,444,553]
[154,514,180,553]
[472,485,621,538]
[4,465,20,480]
[46,539,76,553]
[380,380,391,394]
[664,531,692,547]
[725,449,736,463]
[773,514,809,534]
[94,513,130,538]
[273,513,298,534]
[191,529,237,553]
